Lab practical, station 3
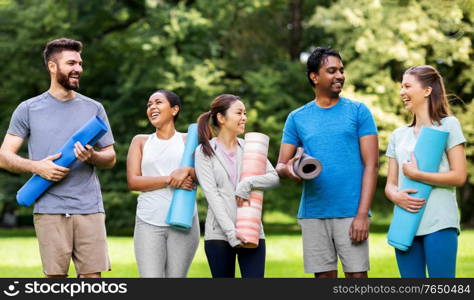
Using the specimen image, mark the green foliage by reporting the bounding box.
[102,192,137,236]
[457,101,474,181]
[1,0,473,230]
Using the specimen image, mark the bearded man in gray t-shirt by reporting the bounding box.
[0,38,116,278]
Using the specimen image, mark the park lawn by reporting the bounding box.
[0,229,473,278]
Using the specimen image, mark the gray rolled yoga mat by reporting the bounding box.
[292,147,322,180]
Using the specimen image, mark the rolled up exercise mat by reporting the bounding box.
[236,132,269,248]
[165,123,199,230]
[387,127,449,251]
[292,147,322,180]
[16,116,108,207]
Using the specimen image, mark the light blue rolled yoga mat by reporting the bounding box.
[165,123,199,230]
[387,126,449,251]
[16,116,108,207]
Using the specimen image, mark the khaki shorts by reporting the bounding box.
[298,217,369,273]
[34,213,111,276]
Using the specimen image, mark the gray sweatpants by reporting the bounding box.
[134,215,200,278]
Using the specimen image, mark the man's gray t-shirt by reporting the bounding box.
[7,92,115,214]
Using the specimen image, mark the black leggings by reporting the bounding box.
[204,239,266,278]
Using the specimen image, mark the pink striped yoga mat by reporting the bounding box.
[236,132,269,248]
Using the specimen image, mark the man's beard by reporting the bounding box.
[56,67,79,91]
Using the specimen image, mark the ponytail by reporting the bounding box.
[197,111,215,157]
[197,94,241,157]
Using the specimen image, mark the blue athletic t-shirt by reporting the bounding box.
[282,97,377,218]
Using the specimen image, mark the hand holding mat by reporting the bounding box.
[292,147,322,180]
[387,127,449,251]
[16,116,109,206]
[236,132,269,248]
[166,123,199,230]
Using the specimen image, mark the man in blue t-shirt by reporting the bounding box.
[276,47,378,278]
[0,38,116,278]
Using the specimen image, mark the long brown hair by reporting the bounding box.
[404,65,450,127]
[197,94,241,157]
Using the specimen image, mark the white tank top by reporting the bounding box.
[136,131,184,226]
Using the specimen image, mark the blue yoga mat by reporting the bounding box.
[16,116,109,207]
[165,123,199,230]
[387,126,449,251]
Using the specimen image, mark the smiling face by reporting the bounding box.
[146,92,179,128]
[217,100,247,136]
[400,74,431,113]
[311,55,345,97]
[50,50,83,91]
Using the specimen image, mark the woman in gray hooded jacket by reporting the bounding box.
[195,94,279,278]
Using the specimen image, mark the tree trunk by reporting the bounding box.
[289,0,303,61]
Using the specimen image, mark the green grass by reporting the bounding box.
[1,228,473,278]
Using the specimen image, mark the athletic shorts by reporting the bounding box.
[298,217,369,273]
[33,213,111,276]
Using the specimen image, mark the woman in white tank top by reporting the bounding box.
[126,90,200,278]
